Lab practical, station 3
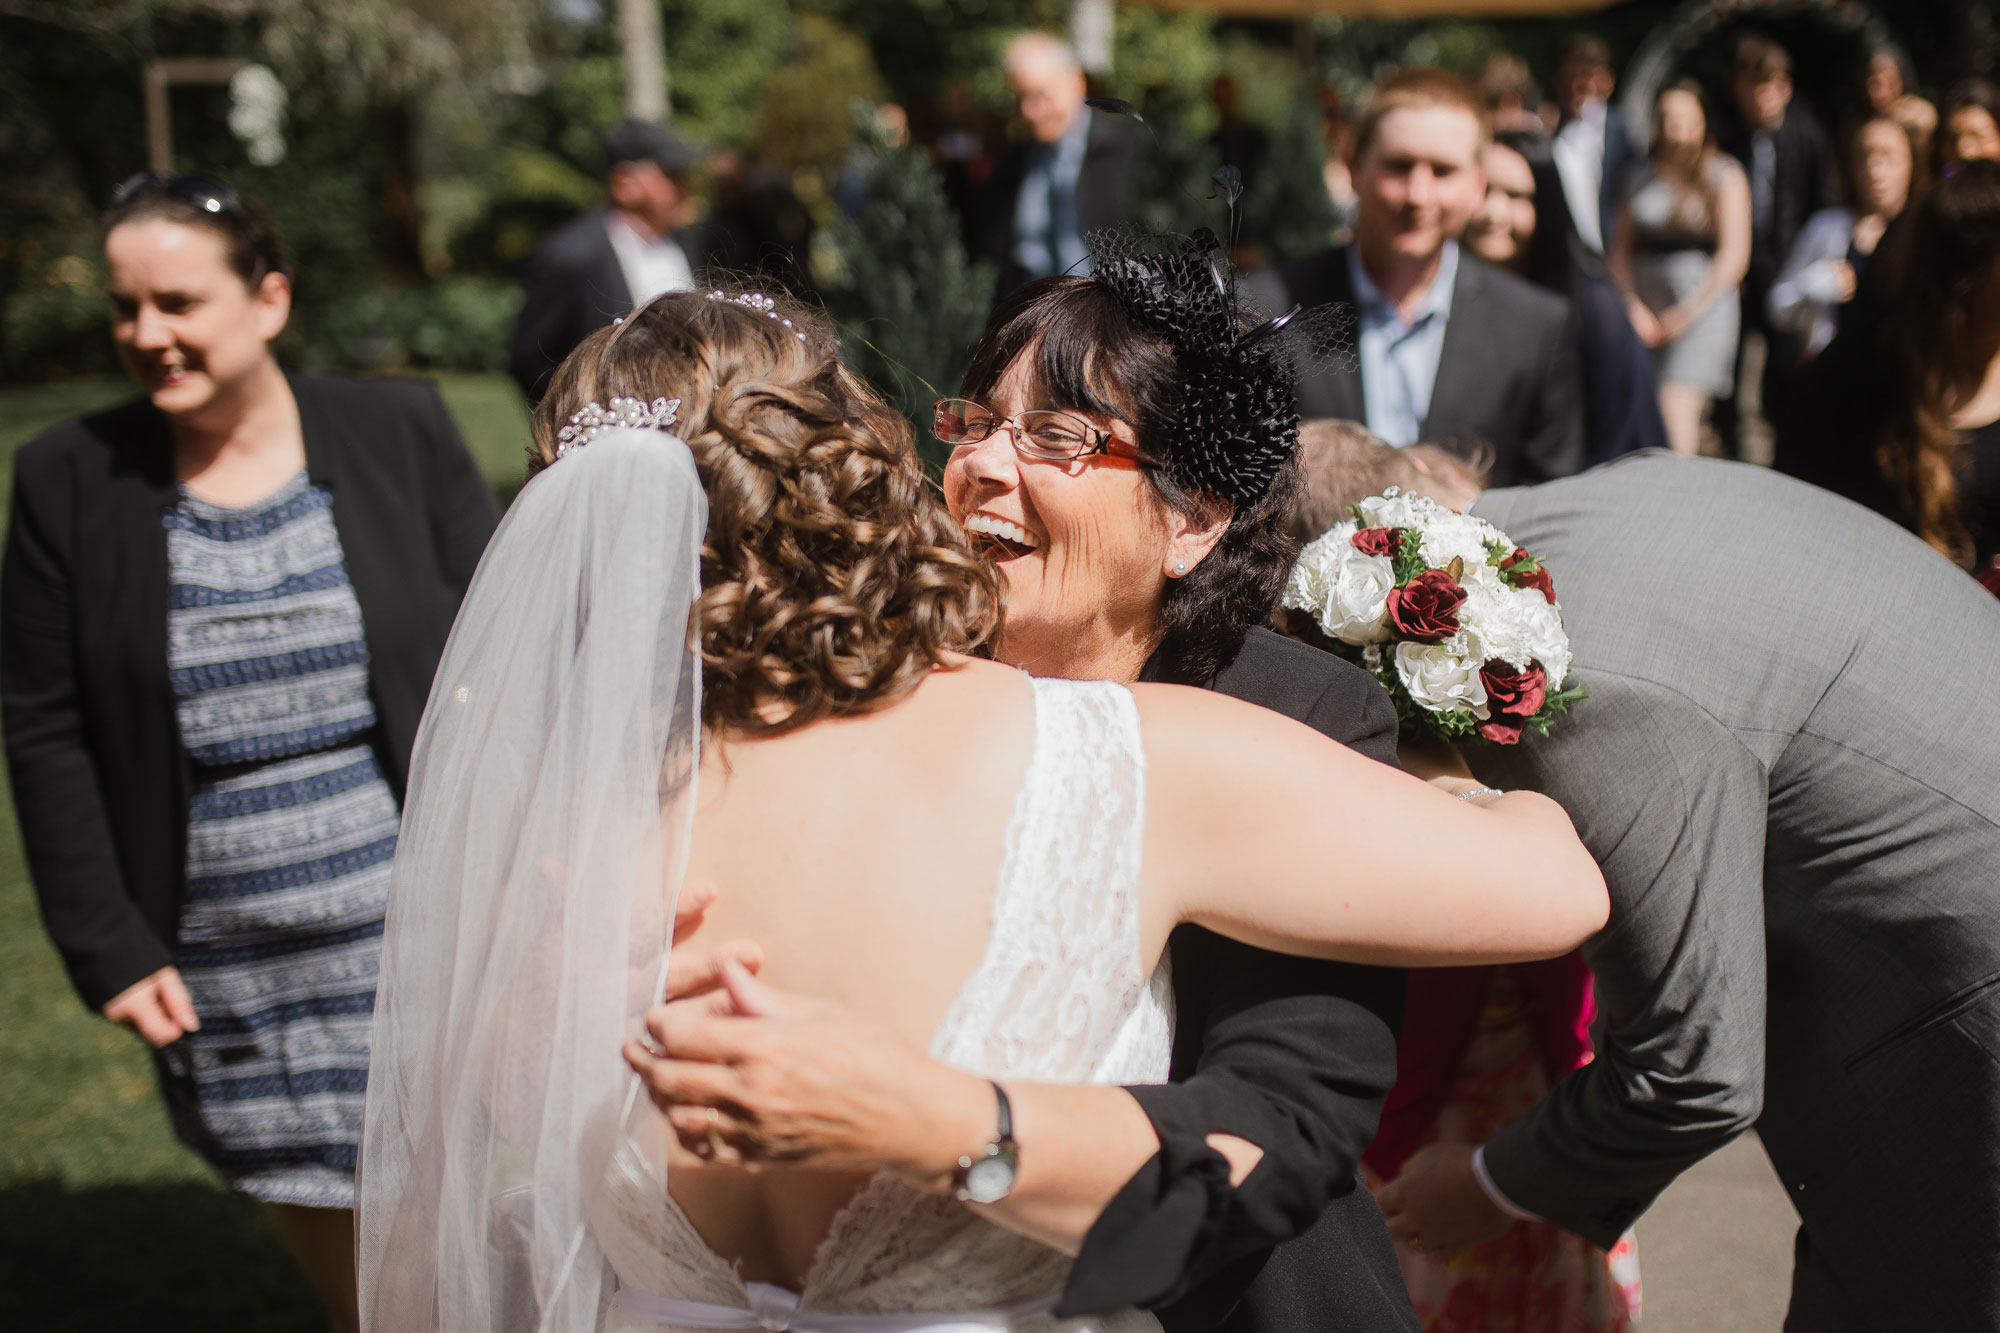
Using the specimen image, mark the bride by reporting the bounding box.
[356,289,1605,1332]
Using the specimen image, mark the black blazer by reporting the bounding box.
[1059,628,1418,1333]
[1,374,500,1008]
[979,115,1139,297]
[1246,246,1586,486]
[507,211,711,404]
[1718,106,1837,297]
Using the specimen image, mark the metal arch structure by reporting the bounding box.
[1616,0,1902,155]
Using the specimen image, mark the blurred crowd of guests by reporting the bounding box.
[503,25,2000,593]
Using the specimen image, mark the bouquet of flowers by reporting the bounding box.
[1282,488,1584,745]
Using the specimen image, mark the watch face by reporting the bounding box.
[962,1148,1019,1204]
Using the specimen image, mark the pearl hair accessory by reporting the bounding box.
[707,289,806,341]
[554,395,682,459]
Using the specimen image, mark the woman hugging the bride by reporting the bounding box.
[356,281,1605,1333]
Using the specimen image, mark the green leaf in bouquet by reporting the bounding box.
[1392,529,1430,585]
[1521,680,1589,737]
[1483,537,1512,566]
[1499,548,1548,590]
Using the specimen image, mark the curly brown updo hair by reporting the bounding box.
[531,290,1002,737]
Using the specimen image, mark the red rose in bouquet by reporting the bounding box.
[1385,569,1466,642]
[1475,661,1549,745]
[1351,527,1403,558]
[1500,547,1556,604]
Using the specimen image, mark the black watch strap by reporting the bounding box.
[989,1080,1014,1143]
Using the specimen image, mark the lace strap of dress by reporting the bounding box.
[929,677,1150,1082]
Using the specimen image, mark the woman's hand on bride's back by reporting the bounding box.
[624,961,994,1191]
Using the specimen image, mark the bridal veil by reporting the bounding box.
[358,427,705,1332]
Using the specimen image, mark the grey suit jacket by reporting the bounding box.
[1468,453,2000,1327]
[1242,246,1585,486]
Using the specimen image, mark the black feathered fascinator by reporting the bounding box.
[1078,124,1356,508]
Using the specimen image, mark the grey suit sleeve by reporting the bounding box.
[1472,677,1768,1248]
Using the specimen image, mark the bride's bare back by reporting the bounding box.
[672,658,1037,1284]
[662,652,1610,1291]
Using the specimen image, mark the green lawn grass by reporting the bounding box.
[0,372,531,1329]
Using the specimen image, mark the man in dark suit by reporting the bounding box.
[1304,434,2000,1330]
[1549,34,1638,256]
[978,32,1137,297]
[507,119,705,404]
[1245,69,1585,486]
[1715,34,1836,457]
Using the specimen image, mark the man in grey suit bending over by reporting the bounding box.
[1299,427,2000,1330]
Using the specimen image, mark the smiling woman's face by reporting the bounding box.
[942,353,1180,679]
[104,218,288,419]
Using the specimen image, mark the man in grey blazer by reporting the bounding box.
[1298,431,2000,1330]
[1243,68,1585,487]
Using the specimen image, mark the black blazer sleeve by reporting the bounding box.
[412,382,502,593]
[508,244,574,403]
[2,438,171,1007]
[1060,634,1404,1316]
[1521,296,1587,482]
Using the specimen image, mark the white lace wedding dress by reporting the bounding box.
[590,677,1174,1332]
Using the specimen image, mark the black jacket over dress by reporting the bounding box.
[1245,246,1586,486]
[978,115,1139,299]
[1058,628,1418,1333]
[2,374,500,1009]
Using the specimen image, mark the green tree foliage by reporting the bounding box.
[1240,95,1337,266]
[663,0,792,150]
[818,107,994,472]
[757,13,886,184]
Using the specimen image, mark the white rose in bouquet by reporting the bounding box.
[1523,600,1572,687]
[1285,523,1397,645]
[1356,488,1435,531]
[1420,511,1502,577]
[1394,641,1490,717]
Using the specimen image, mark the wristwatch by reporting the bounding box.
[952,1081,1019,1204]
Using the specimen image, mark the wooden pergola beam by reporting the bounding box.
[143,57,248,173]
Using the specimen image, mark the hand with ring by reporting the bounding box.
[622,956,993,1191]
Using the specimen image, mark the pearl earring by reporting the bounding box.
[1174,561,1187,575]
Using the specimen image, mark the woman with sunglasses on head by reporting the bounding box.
[623,246,1481,1333]
[1,173,499,1330]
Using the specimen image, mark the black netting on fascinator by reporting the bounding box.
[1085,218,1355,508]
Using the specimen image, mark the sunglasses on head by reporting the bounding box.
[109,172,289,278]
[113,171,244,216]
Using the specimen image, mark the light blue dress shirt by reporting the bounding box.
[1013,109,1093,280]
[1348,242,1460,448]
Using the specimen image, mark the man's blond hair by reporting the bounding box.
[1348,66,1492,163]
[1289,419,1488,542]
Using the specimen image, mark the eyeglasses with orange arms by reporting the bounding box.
[932,398,1153,468]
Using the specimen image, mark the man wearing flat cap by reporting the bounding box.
[508,118,708,403]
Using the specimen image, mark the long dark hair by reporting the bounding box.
[1879,158,2000,566]
[959,276,1302,684]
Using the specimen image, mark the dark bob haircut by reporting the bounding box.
[959,275,1303,685]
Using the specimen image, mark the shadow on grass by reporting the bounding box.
[0,1179,328,1330]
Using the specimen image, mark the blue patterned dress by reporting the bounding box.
[158,471,399,1208]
